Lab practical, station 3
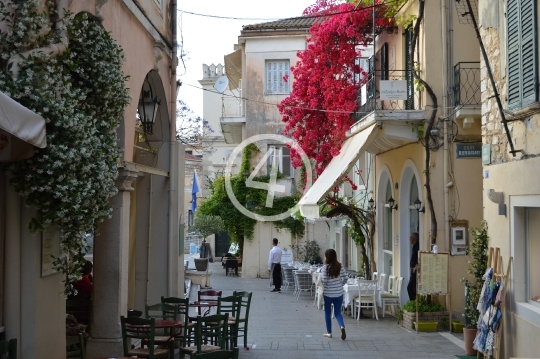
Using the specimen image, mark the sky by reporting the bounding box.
[176,0,316,119]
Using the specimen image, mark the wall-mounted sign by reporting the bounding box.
[379,80,407,100]
[482,144,491,164]
[41,225,61,277]
[456,143,482,158]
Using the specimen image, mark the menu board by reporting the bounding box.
[281,248,293,265]
[418,252,449,295]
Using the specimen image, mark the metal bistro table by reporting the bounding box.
[189,301,218,317]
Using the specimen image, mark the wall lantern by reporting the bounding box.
[368,197,375,211]
[387,197,398,210]
[138,77,160,134]
[414,197,425,213]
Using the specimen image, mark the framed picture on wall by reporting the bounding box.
[41,225,61,277]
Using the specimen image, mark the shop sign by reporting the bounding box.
[456,143,482,158]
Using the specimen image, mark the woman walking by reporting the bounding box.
[321,249,348,340]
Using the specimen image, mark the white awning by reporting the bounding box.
[299,123,379,218]
[0,91,47,162]
[224,49,242,90]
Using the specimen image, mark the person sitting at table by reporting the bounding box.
[73,260,93,296]
[321,249,348,340]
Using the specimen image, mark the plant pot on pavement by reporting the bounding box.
[463,327,478,356]
[194,258,209,271]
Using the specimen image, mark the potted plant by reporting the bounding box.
[401,295,446,331]
[461,221,489,355]
[191,214,225,271]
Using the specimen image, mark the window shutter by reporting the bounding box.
[266,61,290,94]
[507,0,523,109]
[381,42,389,81]
[404,26,415,110]
[520,0,538,107]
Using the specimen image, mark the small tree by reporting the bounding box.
[462,221,489,328]
[190,214,225,240]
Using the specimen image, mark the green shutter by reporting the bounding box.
[507,0,538,110]
[507,0,521,110]
[520,0,538,107]
[405,26,414,110]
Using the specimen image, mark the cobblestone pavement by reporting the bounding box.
[189,258,465,359]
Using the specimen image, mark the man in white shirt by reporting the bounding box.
[268,238,283,292]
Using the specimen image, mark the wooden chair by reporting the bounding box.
[0,338,17,359]
[217,296,241,349]
[233,291,252,348]
[120,316,169,359]
[161,296,194,347]
[197,290,222,316]
[180,314,229,359]
[66,333,85,359]
[66,298,92,335]
[145,302,179,357]
[381,277,404,318]
[354,279,379,321]
[192,348,239,359]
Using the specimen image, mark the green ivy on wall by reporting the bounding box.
[0,2,130,294]
[198,144,305,252]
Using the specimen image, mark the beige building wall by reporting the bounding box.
[478,0,540,357]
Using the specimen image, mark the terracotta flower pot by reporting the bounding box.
[194,258,209,271]
[463,327,478,356]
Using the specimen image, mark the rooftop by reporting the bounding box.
[242,15,318,32]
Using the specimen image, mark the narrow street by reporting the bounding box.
[190,259,465,359]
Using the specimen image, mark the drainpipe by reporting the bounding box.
[146,175,153,305]
[441,0,450,252]
[168,0,178,296]
[7,0,69,79]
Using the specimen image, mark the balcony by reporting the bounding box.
[453,62,481,127]
[220,97,245,144]
[354,69,426,126]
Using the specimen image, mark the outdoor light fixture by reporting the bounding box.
[368,197,375,211]
[176,79,182,99]
[387,197,398,210]
[138,77,160,134]
[414,197,425,213]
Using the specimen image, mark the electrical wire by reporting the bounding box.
[177,0,402,22]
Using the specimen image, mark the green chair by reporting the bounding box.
[161,296,193,347]
[192,347,239,359]
[0,338,17,359]
[145,303,179,359]
[180,314,229,359]
[233,291,252,348]
[66,333,85,359]
[120,316,169,359]
[217,296,241,350]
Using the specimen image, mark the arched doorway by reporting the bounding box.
[377,168,394,286]
[399,161,422,304]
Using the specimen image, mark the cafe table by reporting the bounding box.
[343,282,382,318]
[189,301,218,317]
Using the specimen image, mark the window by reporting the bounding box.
[267,145,292,177]
[265,60,290,94]
[526,208,540,308]
[188,210,194,228]
[409,176,419,234]
[507,0,538,110]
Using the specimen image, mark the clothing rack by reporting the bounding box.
[477,247,512,359]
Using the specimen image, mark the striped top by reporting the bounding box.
[321,264,348,298]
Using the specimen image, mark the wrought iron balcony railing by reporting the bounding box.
[453,62,480,107]
[354,69,419,123]
[222,97,243,118]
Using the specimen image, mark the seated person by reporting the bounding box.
[73,260,93,296]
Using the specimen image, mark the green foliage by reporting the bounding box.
[197,144,305,252]
[291,240,322,264]
[191,214,225,239]
[462,221,489,328]
[403,295,444,314]
[0,4,129,294]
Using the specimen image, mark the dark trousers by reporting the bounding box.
[272,263,282,289]
[407,270,417,301]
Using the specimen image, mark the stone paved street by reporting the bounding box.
[188,259,466,359]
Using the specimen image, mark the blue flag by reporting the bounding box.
[191,171,200,212]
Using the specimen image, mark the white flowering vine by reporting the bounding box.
[0,0,130,294]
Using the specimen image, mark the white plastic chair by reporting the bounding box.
[294,271,313,300]
[313,274,324,310]
[282,267,295,292]
[378,273,387,294]
[387,275,395,295]
[381,277,403,317]
[371,271,378,282]
[355,279,379,321]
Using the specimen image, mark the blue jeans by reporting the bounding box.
[323,295,345,333]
